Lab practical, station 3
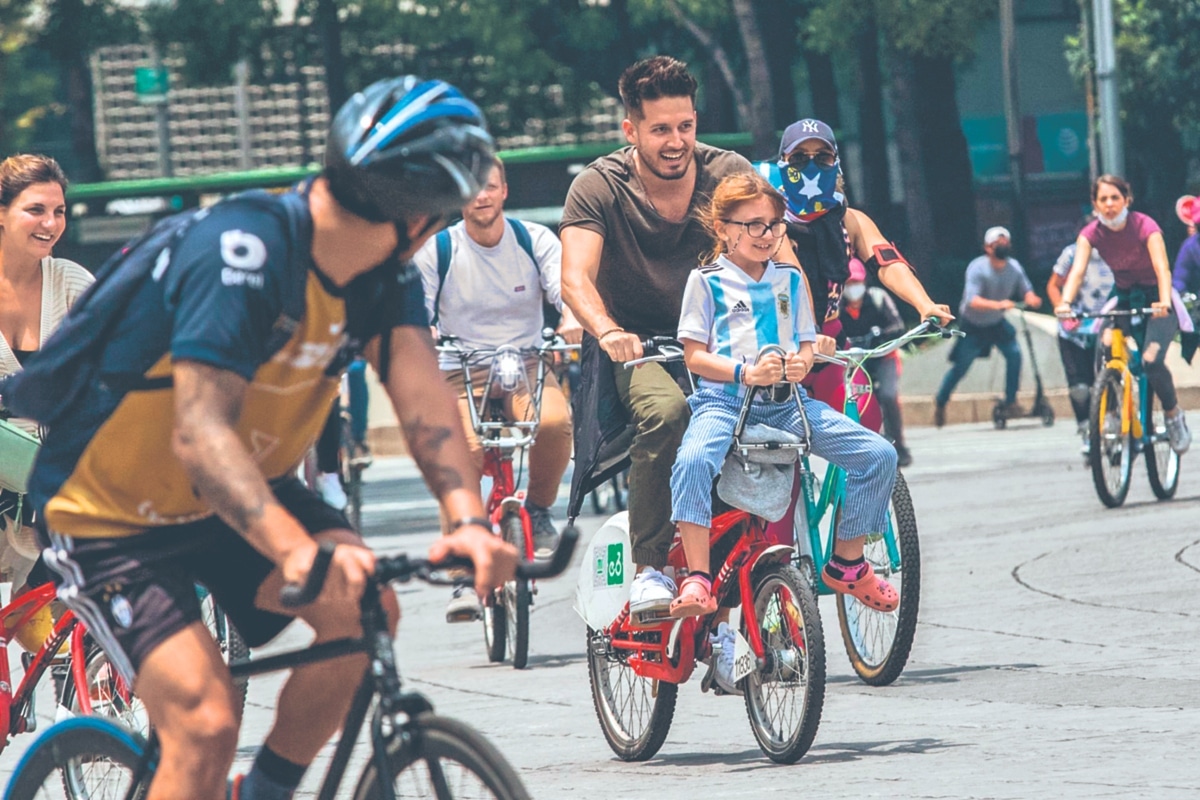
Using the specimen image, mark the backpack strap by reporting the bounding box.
[506,217,539,275]
[431,228,453,326]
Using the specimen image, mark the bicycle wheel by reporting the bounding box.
[352,713,529,800]
[742,562,825,764]
[1089,367,1133,508]
[198,591,249,715]
[586,625,677,761]
[6,717,151,800]
[1144,389,1180,499]
[60,646,150,740]
[500,512,530,670]
[482,594,506,664]
[836,471,921,686]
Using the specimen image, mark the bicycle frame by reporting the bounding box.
[1102,328,1146,441]
[600,512,798,685]
[773,321,954,594]
[0,582,89,747]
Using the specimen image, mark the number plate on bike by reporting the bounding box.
[732,630,756,683]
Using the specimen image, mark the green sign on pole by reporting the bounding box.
[134,67,170,105]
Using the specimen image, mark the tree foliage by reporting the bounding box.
[145,0,279,85]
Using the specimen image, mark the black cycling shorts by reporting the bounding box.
[43,477,350,677]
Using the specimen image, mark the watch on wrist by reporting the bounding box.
[449,516,493,533]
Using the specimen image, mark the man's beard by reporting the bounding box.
[465,207,502,228]
[640,148,692,182]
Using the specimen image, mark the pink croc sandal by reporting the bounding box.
[822,562,898,612]
[669,574,717,618]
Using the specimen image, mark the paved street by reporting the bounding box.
[3,420,1200,799]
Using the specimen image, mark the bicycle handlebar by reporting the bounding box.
[622,337,685,369]
[1065,308,1159,320]
[814,318,962,368]
[280,525,580,608]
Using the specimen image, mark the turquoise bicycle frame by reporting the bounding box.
[767,379,903,595]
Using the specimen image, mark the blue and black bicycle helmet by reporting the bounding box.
[325,76,495,223]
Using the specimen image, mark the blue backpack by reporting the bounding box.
[431,217,537,326]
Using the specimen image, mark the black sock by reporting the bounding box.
[686,570,711,583]
[241,746,306,800]
[827,555,865,578]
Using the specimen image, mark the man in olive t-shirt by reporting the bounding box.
[561,56,751,619]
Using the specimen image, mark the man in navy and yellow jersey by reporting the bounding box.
[4,77,515,800]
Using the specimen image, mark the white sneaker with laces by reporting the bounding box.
[710,621,743,696]
[316,472,348,510]
[1166,409,1192,454]
[628,568,676,616]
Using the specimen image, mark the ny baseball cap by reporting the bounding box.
[984,226,1011,245]
[779,119,837,161]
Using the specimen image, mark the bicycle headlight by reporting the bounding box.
[495,351,523,392]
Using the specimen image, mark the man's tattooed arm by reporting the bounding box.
[366,326,487,522]
[173,360,313,561]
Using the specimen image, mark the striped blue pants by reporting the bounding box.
[670,386,897,538]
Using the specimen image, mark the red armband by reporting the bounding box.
[865,242,914,276]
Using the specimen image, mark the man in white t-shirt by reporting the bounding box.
[413,157,582,621]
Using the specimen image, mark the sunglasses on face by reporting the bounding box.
[786,152,837,169]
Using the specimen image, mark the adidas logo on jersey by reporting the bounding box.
[730,300,751,314]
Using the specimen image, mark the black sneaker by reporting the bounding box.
[934,404,946,428]
[895,445,913,468]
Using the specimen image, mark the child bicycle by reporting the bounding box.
[796,319,962,685]
[5,531,579,800]
[580,340,825,764]
[437,331,577,669]
[1065,306,1181,507]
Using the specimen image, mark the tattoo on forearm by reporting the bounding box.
[402,414,465,496]
[174,362,277,535]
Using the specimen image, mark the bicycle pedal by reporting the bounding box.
[630,608,672,628]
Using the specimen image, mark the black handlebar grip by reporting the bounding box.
[515,524,579,580]
[280,539,338,608]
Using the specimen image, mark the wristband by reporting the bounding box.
[733,363,743,385]
[449,516,493,533]
[598,327,625,342]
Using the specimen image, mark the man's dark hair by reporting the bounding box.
[618,56,697,120]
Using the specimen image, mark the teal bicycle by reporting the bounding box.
[782,319,961,686]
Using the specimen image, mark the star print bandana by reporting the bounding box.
[779,159,844,220]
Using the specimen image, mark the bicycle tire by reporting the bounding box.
[199,592,249,715]
[835,471,921,686]
[586,625,677,761]
[352,713,530,800]
[1144,389,1181,500]
[1089,367,1133,508]
[60,645,151,739]
[501,512,530,670]
[742,562,825,763]
[482,596,507,664]
[6,717,151,800]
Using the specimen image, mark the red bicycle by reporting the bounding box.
[585,343,825,763]
[438,331,576,669]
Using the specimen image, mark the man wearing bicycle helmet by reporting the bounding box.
[5,76,517,800]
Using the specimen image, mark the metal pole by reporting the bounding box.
[149,43,173,177]
[999,0,1026,255]
[1092,0,1124,176]
[1078,0,1100,183]
[234,59,253,171]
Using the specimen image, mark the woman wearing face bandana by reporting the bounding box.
[755,119,952,341]
[1056,174,1192,454]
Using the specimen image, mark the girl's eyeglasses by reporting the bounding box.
[723,220,787,238]
[786,152,837,169]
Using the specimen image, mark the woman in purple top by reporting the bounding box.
[1055,174,1190,453]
